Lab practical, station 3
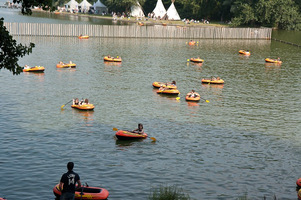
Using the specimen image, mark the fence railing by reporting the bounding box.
[4,22,272,39]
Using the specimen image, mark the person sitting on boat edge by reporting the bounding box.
[82,99,89,105]
[73,98,79,105]
[132,123,144,134]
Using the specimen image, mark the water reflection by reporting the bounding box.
[71,109,94,126]
[186,101,199,107]
[264,62,282,68]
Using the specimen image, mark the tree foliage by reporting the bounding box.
[0,18,35,75]
[231,0,301,30]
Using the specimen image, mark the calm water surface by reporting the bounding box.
[1,7,301,200]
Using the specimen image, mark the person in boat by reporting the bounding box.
[132,123,144,134]
[211,76,217,81]
[69,61,73,64]
[277,57,281,61]
[59,61,64,65]
[73,98,79,105]
[216,77,221,80]
[188,90,199,98]
[168,80,176,86]
[24,65,30,69]
[158,86,165,91]
[82,99,89,105]
[79,99,84,105]
[59,162,81,200]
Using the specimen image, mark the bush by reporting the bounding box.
[148,185,190,200]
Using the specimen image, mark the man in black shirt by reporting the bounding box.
[59,162,81,200]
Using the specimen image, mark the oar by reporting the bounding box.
[61,100,73,109]
[200,97,210,103]
[112,127,156,142]
[80,187,84,200]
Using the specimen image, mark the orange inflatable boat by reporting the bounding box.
[265,58,282,64]
[56,63,76,68]
[152,82,177,89]
[201,78,224,84]
[23,66,45,72]
[71,104,95,110]
[185,94,201,102]
[190,58,204,63]
[78,35,89,39]
[188,41,196,45]
[115,130,148,140]
[53,183,109,200]
[239,50,251,56]
[103,56,122,62]
[157,88,180,95]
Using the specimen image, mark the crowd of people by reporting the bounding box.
[73,98,90,106]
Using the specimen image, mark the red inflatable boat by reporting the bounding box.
[53,183,109,200]
[115,130,148,140]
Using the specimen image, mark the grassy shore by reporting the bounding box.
[36,9,229,28]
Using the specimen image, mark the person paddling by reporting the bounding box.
[132,123,144,134]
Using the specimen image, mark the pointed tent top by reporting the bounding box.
[152,0,166,18]
[167,1,180,20]
[79,0,92,8]
[131,1,145,17]
[65,0,79,6]
[93,0,106,8]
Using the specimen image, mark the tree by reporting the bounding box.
[0,0,54,75]
[104,0,145,13]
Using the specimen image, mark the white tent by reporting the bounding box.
[152,0,166,19]
[131,1,145,17]
[78,0,92,13]
[65,0,79,12]
[93,0,108,14]
[166,1,180,20]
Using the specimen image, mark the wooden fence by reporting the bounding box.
[4,22,272,39]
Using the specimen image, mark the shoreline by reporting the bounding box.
[33,9,228,28]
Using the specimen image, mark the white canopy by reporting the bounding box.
[166,2,180,20]
[79,0,92,11]
[65,0,79,11]
[152,0,166,19]
[93,0,107,14]
[131,2,145,17]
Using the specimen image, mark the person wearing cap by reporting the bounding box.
[59,162,81,200]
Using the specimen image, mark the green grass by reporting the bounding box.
[148,185,191,200]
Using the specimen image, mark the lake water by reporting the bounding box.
[1,7,301,200]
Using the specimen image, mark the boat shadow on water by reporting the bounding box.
[115,137,146,147]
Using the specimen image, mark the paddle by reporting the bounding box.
[80,187,84,200]
[113,128,156,142]
[200,97,210,103]
[61,99,73,109]
[176,97,180,100]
